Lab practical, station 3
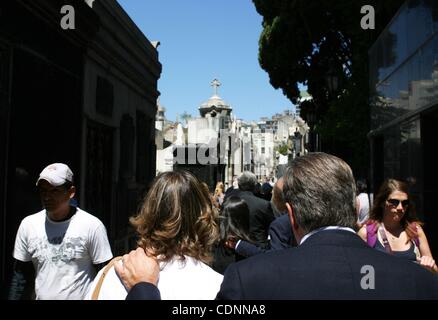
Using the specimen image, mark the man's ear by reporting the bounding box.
[286,202,298,230]
[68,186,76,199]
[286,202,303,244]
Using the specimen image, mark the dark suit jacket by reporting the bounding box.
[126,282,161,300]
[224,188,241,202]
[236,214,296,257]
[238,191,275,248]
[212,243,247,275]
[216,230,438,299]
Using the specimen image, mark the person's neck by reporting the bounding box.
[382,218,403,235]
[48,206,76,222]
[292,226,305,244]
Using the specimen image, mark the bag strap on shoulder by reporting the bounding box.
[412,223,420,247]
[91,256,122,300]
[413,236,420,247]
[366,222,378,247]
[378,226,393,254]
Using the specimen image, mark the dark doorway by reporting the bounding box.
[2,47,82,295]
[0,42,11,298]
[85,120,114,237]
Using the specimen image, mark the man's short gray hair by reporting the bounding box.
[237,171,257,192]
[283,153,357,233]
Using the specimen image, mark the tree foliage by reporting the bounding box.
[276,143,289,156]
[252,0,405,176]
[180,111,192,124]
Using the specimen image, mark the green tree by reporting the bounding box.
[252,0,404,176]
[180,111,192,124]
[276,143,289,156]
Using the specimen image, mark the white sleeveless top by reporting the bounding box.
[86,255,223,300]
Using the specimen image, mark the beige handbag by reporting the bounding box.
[91,256,122,300]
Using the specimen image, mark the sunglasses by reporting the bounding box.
[387,199,409,207]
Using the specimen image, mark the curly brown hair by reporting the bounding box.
[130,170,219,264]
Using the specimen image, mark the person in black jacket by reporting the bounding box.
[236,171,275,248]
[116,153,438,300]
[234,177,296,257]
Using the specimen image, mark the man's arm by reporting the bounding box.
[8,259,35,300]
[237,214,295,257]
[235,239,266,257]
[215,263,243,300]
[126,282,161,300]
[114,247,244,300]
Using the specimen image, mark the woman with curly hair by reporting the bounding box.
[87,170,223,299]
[358,179,437,274]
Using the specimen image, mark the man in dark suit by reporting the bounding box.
[217,153,438,299]
[234,177,296,257]
[235,214,296,257]
[117,153,438,299]
[236,171,275,248]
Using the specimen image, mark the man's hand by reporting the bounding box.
[114,247,160,290]
[224,236,238,249]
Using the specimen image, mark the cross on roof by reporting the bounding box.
[211,78,221,96]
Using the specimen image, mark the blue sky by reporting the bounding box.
[117,0,296,123]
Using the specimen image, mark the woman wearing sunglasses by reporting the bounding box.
[358,179,438,274]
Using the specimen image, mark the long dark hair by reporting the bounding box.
[219,196,252,243]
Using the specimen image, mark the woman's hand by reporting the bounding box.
[417,255,437,273]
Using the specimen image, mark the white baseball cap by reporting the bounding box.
[36,163,74,187]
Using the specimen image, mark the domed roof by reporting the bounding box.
[198,79,232,117]
[199,94,231,110]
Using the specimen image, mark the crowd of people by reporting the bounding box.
[8,153,438,300]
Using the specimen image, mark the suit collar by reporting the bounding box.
[299,229,366,248]
[300,226,356,244]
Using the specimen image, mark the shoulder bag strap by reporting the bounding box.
[410,222,421,247]
[91,256,122,300]
[378,226,393,254]
[366,222,378,247]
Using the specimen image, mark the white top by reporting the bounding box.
[87,255,223,300]
[357,193,370,224]
[13,208,113,300]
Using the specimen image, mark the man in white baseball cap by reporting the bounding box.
[9,163,113,300]
[36,163,74,187]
